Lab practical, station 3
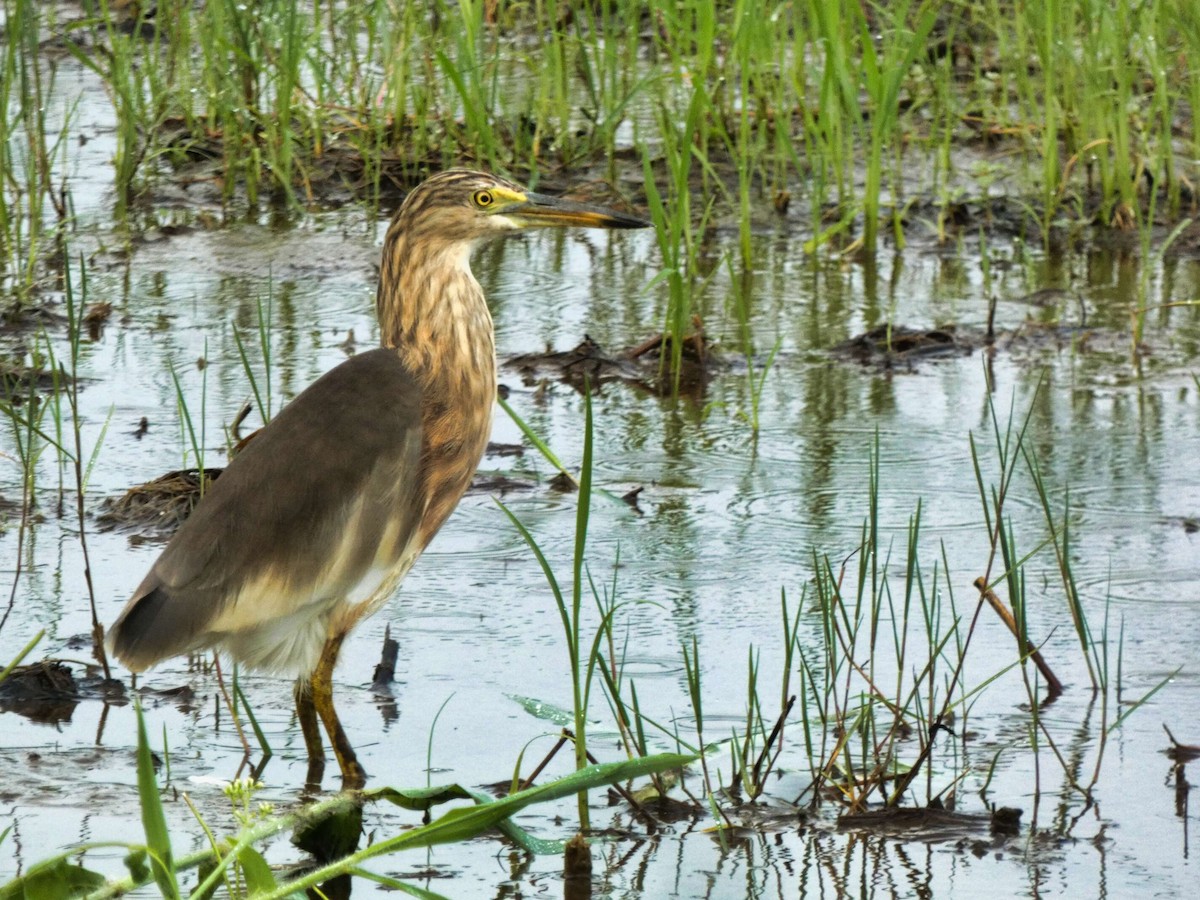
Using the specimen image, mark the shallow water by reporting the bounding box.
[3,57,1200,900]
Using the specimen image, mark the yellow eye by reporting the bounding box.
[473,190,494,208]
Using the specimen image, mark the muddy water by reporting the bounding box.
[3,80,1200,900]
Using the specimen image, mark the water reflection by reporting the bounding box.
[4,201,1200,895]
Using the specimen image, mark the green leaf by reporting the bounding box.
[0,856,105,900]
[497,395,576,486]
[364,753,696,856]
[365,784,474,812]
[236,846,277,895]
[135,701,180,899]
[506,693,574,726]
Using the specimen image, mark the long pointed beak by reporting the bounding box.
[512,191,649,230]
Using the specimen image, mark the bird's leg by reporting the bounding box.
[311,631,367,789]
[295,679,326,787]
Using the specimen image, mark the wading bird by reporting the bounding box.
[107,170,648,787]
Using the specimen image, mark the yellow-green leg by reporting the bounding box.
[295,680,326,788]
[311,632,367,789]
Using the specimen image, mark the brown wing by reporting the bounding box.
[108,348,425,672]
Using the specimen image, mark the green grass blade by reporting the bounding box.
[0,630,44,683]
[134,701,179,899]
[497,394,577,486]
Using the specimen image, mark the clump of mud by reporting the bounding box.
[96,468,222,539]
[505,323,718,396]
[832,324,975,371]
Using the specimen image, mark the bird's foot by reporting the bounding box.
[339,757,367,791]
[303,755,327,793]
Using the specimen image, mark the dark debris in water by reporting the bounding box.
[832,312,1132,372]
[832,324,973,371]
[0,357,74,399]
[83,302,114,340]
[1164,724,1200,762]
[486,441,525,457]
[100,462,536,542]
[0,659,126,725]
[465,474,536,496]
[507,335,646,387]
[1162,516,1200,535]
[504,325,719,397]
[837,804,1022,841]
[371,624,400,728]
[96,467,223,539]
[137,682,197,710]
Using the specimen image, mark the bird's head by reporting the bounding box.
[394,170,649,245]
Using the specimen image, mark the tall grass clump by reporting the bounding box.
[990,0,1199,237]
[0,0,71,304]
[562,0,649,176]
[856,1,937,251]
[641,84,720,390]
[30,0,1199,250]
[68,1,167,216]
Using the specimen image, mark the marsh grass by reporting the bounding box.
[167,356,206,480]
[57,257,113,675]
[499,386,603,828]
[492,376,1156,832]
[0,251,112,667]
[231,287,276,426]
[44,0,1195,232]
[0,0,71,306]
[0,358,51,633]
[4,0,1194,377]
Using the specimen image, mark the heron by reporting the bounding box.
[107,170,648,787]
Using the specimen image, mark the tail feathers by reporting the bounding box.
[108,584,331,678]
[107,585,215,673]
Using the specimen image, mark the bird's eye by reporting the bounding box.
[473,190,494,208]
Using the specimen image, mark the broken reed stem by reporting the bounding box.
[563,831,593,893]
[519,732,571,791]
[973,576,1064,697]
[212,653,254,778]
[749,694,796,790]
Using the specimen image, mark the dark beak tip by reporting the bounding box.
[525,190,651,230]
